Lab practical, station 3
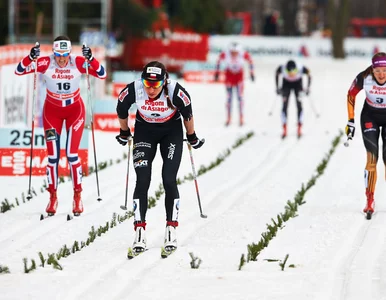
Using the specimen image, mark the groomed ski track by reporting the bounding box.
[1,60,385,300]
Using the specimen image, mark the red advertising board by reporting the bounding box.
[123,31,209,72]
[112,83,128,98]
[183,70,225,83]
[94,113,136,132]
[0,148,88,176]
[0,127,89,176]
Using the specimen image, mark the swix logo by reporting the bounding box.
[73,118,84,131]
[38,58,49,67]
[167,143,176,160]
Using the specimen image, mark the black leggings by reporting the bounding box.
[360,104,386,164]
[281,80,303,124]
[360,103,386,193]
[132,120,183,223]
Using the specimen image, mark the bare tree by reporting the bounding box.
[327,0,350,58]
[280,0,299,35]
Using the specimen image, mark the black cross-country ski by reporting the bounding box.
[127,247,146,259]
[67,213,82,221]
[40,213,55,220]
[161,246,177,258]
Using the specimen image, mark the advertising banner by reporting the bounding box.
[0,127,89,176]
[93,99,136,133]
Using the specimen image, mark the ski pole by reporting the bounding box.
[27,42,40,200]
[185,139,207,218]
[307,94,320,118]
[268,94,280,116]
[344,133,352,147]
[121,138,132,210]
[84,43,102,201]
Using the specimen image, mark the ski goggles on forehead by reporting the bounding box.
[53,51,70,57]
[142,78,164,88]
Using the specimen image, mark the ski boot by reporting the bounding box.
[164,221,178,250]
[239,116,244,127]
[297,123,302,139]
[281,124,287,139]
[225,117,231,127]
[45,187,58,216]
[363,190,374,219]
[161,221,178,258]
[72,188,84,216]
[132,222,147,254]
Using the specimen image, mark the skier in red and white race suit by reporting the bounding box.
[15,35,106,216]
[345,52,386,216]
[214,42,255,126]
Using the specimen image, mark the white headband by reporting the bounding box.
[52,40,72,51]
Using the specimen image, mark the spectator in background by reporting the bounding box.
[263,10,279,36]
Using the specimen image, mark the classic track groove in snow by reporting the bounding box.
[1,59,384,300]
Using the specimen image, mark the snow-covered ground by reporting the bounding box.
[1,58,383,300]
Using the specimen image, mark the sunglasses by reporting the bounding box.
[142,79,164,89]
[287,68,298,75]
[53,51,70,57]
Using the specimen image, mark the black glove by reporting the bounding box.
[214,72,219,82]
[116,129,131,146]
[304,88,310,96]
[276,88,282,95]
[250,73,255,82]
[82,45,93,61]
[345,119,355,138]
[186,132,204,149]
[29,44,40,60]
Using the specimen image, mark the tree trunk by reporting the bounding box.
[281,0,299,36]
[328,0,350,58]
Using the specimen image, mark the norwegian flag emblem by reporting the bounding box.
[178,89,190,106]
[118,88,128,102]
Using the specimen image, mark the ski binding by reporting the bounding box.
[161,246,177,258]
[127,247,146,259]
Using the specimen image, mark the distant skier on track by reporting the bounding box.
[115,61,204,257]
[345,52,386,219]
[214,42,255,127]
[275,60,311,139]
[15,36,106,217]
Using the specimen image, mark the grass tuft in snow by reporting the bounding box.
[0,265,10,274]
[279,254,289,271]
[240,130,343,270]
[189,252,202,269]
[23,258,36,273]
[20,132,255,273]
